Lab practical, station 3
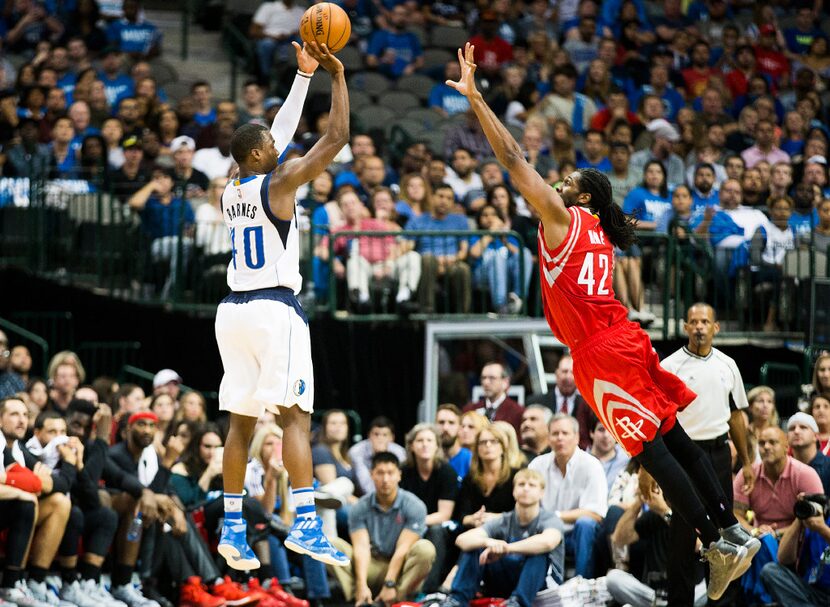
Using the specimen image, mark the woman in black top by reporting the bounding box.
[400,423,458,593]
[453,425,518,530]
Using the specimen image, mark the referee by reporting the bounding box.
[660,303,756,607]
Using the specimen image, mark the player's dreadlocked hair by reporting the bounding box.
[576,168,638,250]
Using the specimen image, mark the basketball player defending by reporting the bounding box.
[447,44,758,600]
[216,41,349,569]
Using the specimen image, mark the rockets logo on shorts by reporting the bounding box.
[593,379,661,455]
[294,379,306,396]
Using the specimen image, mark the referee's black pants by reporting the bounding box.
[667,433,735,607]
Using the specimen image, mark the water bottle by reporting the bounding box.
[127,512,143,542]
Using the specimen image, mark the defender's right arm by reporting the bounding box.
[447,44,571,247]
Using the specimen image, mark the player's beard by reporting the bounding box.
[559,189,579,208]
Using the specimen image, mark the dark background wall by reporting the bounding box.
[2,268,802,432]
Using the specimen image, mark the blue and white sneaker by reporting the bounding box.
[284,516,350,566]
[217,519,262,570]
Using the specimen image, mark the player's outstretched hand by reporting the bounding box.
[446,43,479,98]
[292,41,319,74]
[304,41,344,76]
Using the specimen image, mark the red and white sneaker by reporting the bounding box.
[211,577,259,606]
[179,577,227,607]
[262,579,309,607]
[242,579,282,607]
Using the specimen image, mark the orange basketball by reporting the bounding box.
[299,3,352,54]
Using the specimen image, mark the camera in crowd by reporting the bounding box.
[794,494,830,520]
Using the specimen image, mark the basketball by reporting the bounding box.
[299,3,352,54]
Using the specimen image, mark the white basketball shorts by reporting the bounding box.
[215,287,314,417]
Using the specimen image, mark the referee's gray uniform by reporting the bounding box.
[661,346,749,607]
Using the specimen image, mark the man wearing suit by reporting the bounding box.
[463,362,524,434]
[526,354,595,450]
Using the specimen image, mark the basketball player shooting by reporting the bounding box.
[215,40,349,570]
[446,43,758,600]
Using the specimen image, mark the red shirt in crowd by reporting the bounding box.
[681,66,719,99]
[468,35,513,72]
[754,47,790,85]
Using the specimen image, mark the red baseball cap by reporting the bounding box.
[128,411,159,425]
[759,24,776,36]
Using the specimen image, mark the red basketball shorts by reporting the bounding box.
[571,321,697,457]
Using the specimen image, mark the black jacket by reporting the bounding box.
[108,442,172,494]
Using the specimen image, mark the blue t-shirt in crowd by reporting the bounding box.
[106,18,161,55]
[783,27,824,55]
[99,72,135,107]
[140,196,195,240]
[448,447,472,486]
[692,189,719,211]
[428,83,470,116]
[366,30,423,78]
[623,186,672,226]
[630,86,685,122]
[194,108,217,127]
[789,209,820,239]
[406,213,469,256]
[57,72,77,99]
[576,154,612,172]
[468,233,522,269]
[655,209,703,235]
[780,138,805,157]
[800,515,830,590]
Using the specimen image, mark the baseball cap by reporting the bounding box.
[170,135,195,152]
[128,411,160,425]
[807,155,828,165]
[153,368,182,388]
[263,96,284,111]
[647,118,680,142]
[121,135,142,150]
[787,411,819,434]
[759,24,776,36]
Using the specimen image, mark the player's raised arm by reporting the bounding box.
[270,42,319,154]
[446,44,570,231]
[270,42,349,208]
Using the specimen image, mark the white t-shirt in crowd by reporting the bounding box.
[528,448,608,533]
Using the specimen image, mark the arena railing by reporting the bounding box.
[1,177,827,341]
[0,316,49,377]
[323,229,530,320]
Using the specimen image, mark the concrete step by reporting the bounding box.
[146,8,235,98]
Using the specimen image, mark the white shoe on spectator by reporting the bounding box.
[79,578,128,607]
[27,579,68,606]
[627,309,641,322]
[638,309,656,325]
[0,580,54,607]
[111,584,161,607]
[506,292,523,314]
[60,580,100,607]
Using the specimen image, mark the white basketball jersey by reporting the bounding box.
[221,173,302,294]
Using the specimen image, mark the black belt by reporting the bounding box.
[694,433,729,450]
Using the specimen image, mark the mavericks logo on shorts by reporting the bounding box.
[293,379,306,396]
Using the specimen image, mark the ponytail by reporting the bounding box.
[576,168,638,251]
[597,203,638,250]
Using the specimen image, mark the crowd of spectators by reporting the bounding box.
[0,311,829,607]
[2,0,830,319]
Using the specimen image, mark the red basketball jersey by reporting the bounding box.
[537,206,629,349]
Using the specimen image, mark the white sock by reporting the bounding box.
[292,487,316,519]
[396,287,411,302]
[224,492,243,521]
